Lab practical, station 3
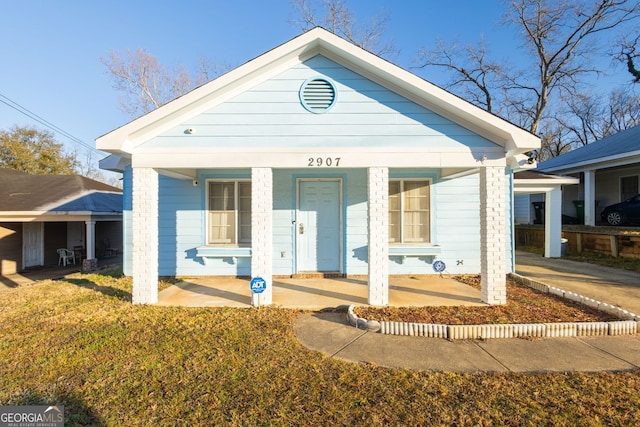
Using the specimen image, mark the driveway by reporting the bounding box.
[515,250,640,315]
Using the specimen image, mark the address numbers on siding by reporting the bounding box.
[307,157,341,167]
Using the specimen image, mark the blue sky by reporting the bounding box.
[0,0,632,170]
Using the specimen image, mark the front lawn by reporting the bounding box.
[1,271,639,425]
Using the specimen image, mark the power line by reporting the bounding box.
[0,92,104,155]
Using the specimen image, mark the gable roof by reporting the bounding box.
[0,168,122,214]
[537,125,640,173]
[96,27,539,159]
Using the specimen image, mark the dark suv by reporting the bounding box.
[601,194,640,225]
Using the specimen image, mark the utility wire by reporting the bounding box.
[0,92,104,155]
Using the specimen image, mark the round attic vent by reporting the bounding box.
[299,77,336,113]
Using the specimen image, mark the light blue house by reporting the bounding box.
[97,28,540,306]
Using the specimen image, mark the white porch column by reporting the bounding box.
[480,166,506,305]
[132,167,158,304]
[85,220,96,259]
[584,169,596,226]
[367,167,389,306]
[251,168,273,306]
[544,187,563,258]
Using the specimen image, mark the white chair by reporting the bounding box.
[57,248,75,266]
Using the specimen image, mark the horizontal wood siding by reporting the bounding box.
[151,168,492,277]
[424,173,481,275]
[122,167,133,276]
[345,169,368,275]
[514,194,531,224]
[146,56,498,152]
[156,170,262,276]
[505,171,514,273]
[272,170,294,275]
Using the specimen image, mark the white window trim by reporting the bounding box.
[389,178,433,245]
[206,179,251,246]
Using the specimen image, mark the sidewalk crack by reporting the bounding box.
[472,341,513,372]
[330,330,369,358]
[577,338,640,369]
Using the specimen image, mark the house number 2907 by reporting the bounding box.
[307,157,341,167]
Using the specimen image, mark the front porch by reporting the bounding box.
[157,275,487,309]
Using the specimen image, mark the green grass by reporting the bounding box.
[2,271,640,425]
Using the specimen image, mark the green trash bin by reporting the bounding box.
[573,200,585,225]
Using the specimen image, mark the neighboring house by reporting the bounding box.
[535,125,640,226]
[0,168,122,275]
[98,27,548,307]
[513,170,579,256]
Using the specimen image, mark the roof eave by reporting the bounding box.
[539,151,640,173]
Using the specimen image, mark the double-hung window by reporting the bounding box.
[389,180,431,243]
[208,181,251,245]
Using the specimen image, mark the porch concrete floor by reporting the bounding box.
[157,276,487,308]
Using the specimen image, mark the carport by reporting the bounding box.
[514,170,579,259]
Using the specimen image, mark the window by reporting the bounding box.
[389,180,431,243]
[208,181,251,244]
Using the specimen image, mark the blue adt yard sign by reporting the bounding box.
[250,277,267,294]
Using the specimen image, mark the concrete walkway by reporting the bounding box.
[294,311,640,373]
[294,252,640,373]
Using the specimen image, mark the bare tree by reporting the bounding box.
[541,89,640,160]
[416,0,640,152]
[537,121,574,160]
[507,0,639,135]
[289,0,397,58]
[101,49,224,118]
[415,39,502,113]
[615,33,640,82]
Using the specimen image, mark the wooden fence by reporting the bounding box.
[515,225,640,259]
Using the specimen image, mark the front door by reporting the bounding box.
[297,179,341,272]
[23,222,43,268]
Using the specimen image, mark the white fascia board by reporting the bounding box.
[0,211,122,221]
[514,177,579,194]
[539,151,640,174]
